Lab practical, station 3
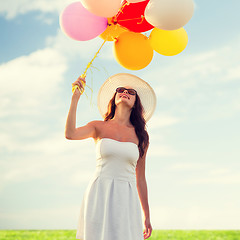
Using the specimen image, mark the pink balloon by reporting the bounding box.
[59,2,108,41]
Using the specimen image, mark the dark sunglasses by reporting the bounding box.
[116,87,137,95]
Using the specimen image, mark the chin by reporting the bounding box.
[117,99,132,107]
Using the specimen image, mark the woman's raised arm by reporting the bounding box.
[65,76,97,140]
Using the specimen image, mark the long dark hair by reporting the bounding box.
[104,91,149,158]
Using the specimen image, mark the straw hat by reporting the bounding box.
[97,73,157,122]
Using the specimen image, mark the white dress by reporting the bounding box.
[76,138,144,240]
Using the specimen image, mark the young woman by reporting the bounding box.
[65,73,156,240]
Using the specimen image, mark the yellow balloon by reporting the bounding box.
[113,31,154,70]
[100,23,127,41]
[149,27,188,56]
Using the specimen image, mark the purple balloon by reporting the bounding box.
[60,2,108,41]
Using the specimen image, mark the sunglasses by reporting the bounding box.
[116,87,137,95]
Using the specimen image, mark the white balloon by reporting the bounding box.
[145,0,195,30]
[127,0,146,3]
[81,0,122,18]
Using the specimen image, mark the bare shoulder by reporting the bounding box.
[86,120,105,131]
[87,120,104,127]
[87,120,105,139]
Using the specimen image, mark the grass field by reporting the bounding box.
[0,230,239,240]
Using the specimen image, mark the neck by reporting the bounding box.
[111,104,132,126]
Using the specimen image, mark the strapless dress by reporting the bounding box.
[76,138,144,240]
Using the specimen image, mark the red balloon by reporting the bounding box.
[115,0,153,33]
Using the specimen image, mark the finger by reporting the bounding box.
[73,81,84,92]
[78,82,83,86]
[78,79,85,87]
[144,228,151,239]
[143,229,148,239]
[78,77,86,82]
[73,84,83,94]
[74,80,82,87]
[72,81,80,86]
[144,233,149,239]
[73,85,79,92]
[146,228,152,238]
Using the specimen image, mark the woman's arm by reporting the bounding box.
[65,94,79,139]
[136,143,152,239]
[65,76,96,140]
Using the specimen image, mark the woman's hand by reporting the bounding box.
[72,76,86,101]
[143,217,152,239]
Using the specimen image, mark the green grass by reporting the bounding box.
[150,230,240,240]
[0,230,239,240]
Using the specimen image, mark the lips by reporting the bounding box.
[120,94,129,99]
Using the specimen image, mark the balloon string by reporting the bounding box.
[105,24,121,41]
[112,1,145,25]
[117,15,145,24]
[112,1,129,23]
[72,39,107,104]
[82,39,107,77]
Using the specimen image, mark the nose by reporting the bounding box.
[123,89,129,94]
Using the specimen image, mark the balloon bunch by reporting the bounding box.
[60,0,195,71]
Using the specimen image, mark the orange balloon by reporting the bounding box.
[100,21,127,41]
[113,31,153,70]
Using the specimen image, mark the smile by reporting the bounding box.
[120,94,129,99]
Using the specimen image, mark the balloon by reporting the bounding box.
[149,27,188,56]
[114,31,153,70]
[100,18,127,41]
[145,0,194,30]
[127,0,146,2]
[115,0,154,32]
[60,2,108,41]
[80,0,122,18]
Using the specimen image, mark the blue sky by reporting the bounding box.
[0,0,240,230]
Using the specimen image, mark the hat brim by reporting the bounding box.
[97,73,156,122]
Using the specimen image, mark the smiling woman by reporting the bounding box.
[65,73,156,240]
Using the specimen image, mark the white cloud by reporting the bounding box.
[148,113,183,130]
[0,47,67,117]
[148,143,182,157]
[35,13,55,25]
[168,162,211,171]
[145,114,184,157]
[209,168,231,175]
[166,162,240,185]
[0,39,100,192]
[142,36,240,121]
[151,205,240,229]
[186,173,240,185]
[0,11,114,197]
[46,30,113,62]
[0,0,73,19]
[0,135,97,191]
[0,205,81,229]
